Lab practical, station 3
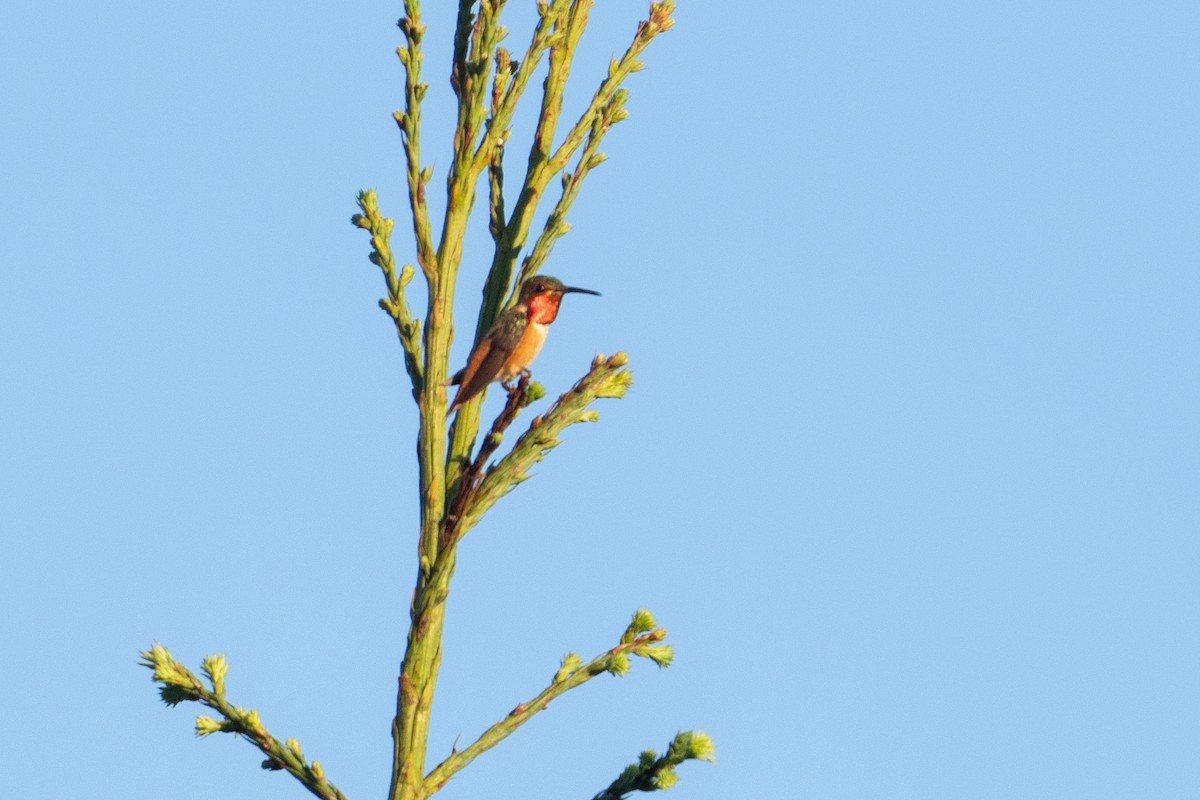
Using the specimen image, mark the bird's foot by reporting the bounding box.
[501,371,532,404]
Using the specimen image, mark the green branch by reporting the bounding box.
[389,2,516,794]
[353,190,423,398]
[515,89,626,289]
[435,0,507,294]
[487,47,515,245]
[423,610,674,794]
[443,374,543,549]
[547,2,674,180]
[592,731,717,800]
[447,352,631,543]
[476,0,570,171]
[139,644,349,800]
[395,1,437,280]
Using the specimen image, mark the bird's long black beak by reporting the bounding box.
[562,286,601,296]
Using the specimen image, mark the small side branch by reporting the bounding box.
[591,731,717,800]
[395,3,437,279]
[488,142,507,244]
[451,353,632,540]
[435,0,508,288]
[422,610,674,795]
[139,645,350,800]
[486,48,514,245]
[353,190,424,397]
[450,0,506,184]
[515,90,626,288]
[442,374,542,548]
[547,3,675,178]
[476,0,570,172]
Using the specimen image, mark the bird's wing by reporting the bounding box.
[449,333,508,410]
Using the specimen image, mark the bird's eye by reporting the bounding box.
[533,283,545,293]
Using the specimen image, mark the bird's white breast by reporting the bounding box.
[498,322,549,381]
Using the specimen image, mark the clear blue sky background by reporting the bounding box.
[3,2,1197,798]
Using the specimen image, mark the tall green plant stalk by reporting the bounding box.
[142,3,714,799]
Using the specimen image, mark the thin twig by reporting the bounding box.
[442,374,530,547]
[422,624,670,795]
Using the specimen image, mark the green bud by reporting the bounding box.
[553,652,582,683]
[524,381,547,405]
[608,653,630,676]
[631,608,657,634]
[667,730,717,763]
[686,731,717,763]
[195,715,222,737]
[142,644,202,700]
[654,768,679,790]
[200,653,229,697]
[636,644,673,668]
[138,643,164,671]
[287,738,304,758]
[596,371,632,399]
[649,2,676,32]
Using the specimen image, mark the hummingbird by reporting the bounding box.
[448,275,600,412]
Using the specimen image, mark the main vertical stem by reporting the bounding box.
[391,4,489,794]
[390,267,452,800]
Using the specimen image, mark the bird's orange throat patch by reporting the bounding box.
[528,294,561,324]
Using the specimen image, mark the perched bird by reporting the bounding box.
[448,275,600,412]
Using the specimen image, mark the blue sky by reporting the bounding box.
[3,2,1198,798]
